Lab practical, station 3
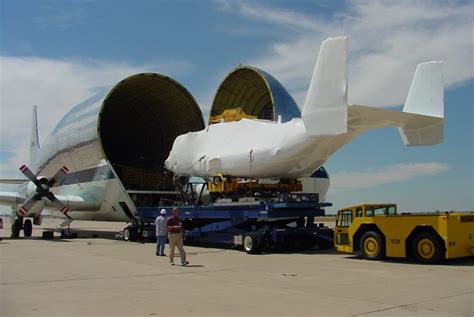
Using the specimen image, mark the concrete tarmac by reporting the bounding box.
[1,218,473,317]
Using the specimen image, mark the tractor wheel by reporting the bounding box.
[412,231,444,264]
[360,231,385,260]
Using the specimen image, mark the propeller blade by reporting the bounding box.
[47,166,69,187]
[46,192,70,218]
[18,196,39,216]
[19,165,40,186]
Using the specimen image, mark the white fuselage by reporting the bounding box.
[17,87,135,222]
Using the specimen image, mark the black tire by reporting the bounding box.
[42,231,54,240]
[243,233,261,254]
[123,227,138,242]
[23,219,33,237]
[11,219,21,238]
[297,238,316,251]
[315,237,334,250]
[315,229,335,250]
[360,231,385,260]
[123,227,131,241]
[412,231,444,264]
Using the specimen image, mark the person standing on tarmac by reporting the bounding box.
[155,209,168,256]
[166,207,189,266]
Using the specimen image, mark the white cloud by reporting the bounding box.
[219,0,474,108]
[330,162,450,192]
[216,0,330,32]
[0,56,194,178]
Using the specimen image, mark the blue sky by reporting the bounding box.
[0,0,473,213]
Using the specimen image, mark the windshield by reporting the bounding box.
[337,210,353,227]
[365,206,397,216]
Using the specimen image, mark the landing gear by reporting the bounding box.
[10,217,35,238]
[11,217,23,238]
[23,219,33,237]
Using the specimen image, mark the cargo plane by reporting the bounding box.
[0,37,443,238]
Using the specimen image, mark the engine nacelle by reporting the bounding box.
[19,180,47,216]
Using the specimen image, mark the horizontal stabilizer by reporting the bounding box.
[302,37,348,136]
[399,61,444,145]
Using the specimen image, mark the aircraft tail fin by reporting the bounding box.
[398,61,444,145]
[30,105,40,164]
[302,36,348,136]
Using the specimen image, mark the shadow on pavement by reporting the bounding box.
[343,254,474,266]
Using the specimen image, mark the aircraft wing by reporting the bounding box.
[48,194,100,212]
[348,105,444,145]
[0,179,28,184]
[0,190,99,215]
[0,191,24,205]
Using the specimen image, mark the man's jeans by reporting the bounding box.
[156,234,167,255]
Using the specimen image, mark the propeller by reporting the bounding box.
[18,165,70,218]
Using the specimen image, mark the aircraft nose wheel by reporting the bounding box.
[23,219,33,237]
[11,217,23,238]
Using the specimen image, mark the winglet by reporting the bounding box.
[399,62,444,145]
[302,37,348,136]
[30,105,40,164]
[403,61,444,118]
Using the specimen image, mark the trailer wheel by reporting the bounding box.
[243,233,261,254]
[123,227,138,242]
[315,238,334,250]
[360,231,385,260]
[315,229,334,249]
[412,231,444,264]
[23,219,33,237]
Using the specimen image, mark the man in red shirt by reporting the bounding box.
[166,207,188,266]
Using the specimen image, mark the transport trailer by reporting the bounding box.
[123,193,334,254]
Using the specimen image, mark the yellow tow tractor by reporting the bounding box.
[335,204,474,264]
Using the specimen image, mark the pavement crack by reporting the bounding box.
[0,267,236,286]
[352,291,474,316]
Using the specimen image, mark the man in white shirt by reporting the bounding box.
[155,209,168,256]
